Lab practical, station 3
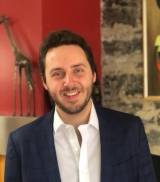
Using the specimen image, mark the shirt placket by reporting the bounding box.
[65,125,80,165]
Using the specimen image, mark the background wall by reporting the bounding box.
[0,0,101,116]
[101,0,160,155]
[0,0,43,116]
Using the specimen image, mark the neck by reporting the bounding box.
[56,99,92,130]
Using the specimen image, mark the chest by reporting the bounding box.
[54,125,101,182]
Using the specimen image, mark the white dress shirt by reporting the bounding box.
[53,102,101,182]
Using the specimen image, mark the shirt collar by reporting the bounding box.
[54,108,64,133]
[53,101,99,133]
[88,101,99,130]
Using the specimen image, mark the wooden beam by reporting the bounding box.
[0,155,5,182]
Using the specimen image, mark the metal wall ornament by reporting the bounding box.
[143,0,160,100]
[0,15,35,116]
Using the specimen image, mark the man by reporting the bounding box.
[5,30,157,182]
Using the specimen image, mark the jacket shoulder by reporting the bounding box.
[96,106,140,120]
[95,106,142,131]
[10,109,54,142]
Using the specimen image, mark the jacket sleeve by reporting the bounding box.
[4,132,22,182]
[138,118,157,182]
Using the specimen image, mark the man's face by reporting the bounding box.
[43,45,96,115]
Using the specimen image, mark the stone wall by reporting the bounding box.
[101,0,160,155]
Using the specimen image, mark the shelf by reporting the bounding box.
[0,116,37,155]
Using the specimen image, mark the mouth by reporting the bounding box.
[63,91,80,99]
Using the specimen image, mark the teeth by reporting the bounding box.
[65,92,78,96]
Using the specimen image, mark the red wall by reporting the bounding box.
[0,0,101,116]
[0,0,43,116]
[42,0,101,82]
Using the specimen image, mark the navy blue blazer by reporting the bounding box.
[5,106,157,182]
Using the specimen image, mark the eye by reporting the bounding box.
[53,72,64,77]
[54,72,61,76]
[74,68,83,73]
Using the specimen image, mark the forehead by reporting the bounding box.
[45,45,88,65]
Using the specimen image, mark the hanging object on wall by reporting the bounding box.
[0,15,35,116]
[154,36,160,79]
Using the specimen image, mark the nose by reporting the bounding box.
[63,73,75,87]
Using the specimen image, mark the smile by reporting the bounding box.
[64,92,79,96]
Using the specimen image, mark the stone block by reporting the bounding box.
[102,6,138,27]
[102,38,142,55]
[102,0,137,7]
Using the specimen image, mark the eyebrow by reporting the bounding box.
[71,63,87,68]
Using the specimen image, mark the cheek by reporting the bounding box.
[82,76,94,86]
[47,81,62,94]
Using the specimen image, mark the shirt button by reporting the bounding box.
[74,147,77,151]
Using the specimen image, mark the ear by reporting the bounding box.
[41,77,48,90]
[92,72,96,83]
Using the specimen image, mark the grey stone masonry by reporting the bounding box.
[101,0,160,155]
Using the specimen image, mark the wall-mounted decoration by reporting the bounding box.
[143,0,160,100]
[0,15,35,116]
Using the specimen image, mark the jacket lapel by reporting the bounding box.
[34,109,61,182]
[95,106,116,182]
